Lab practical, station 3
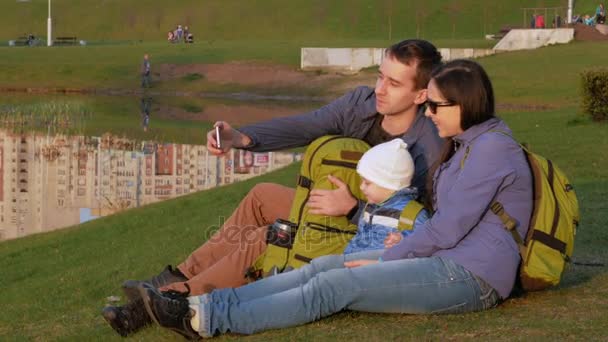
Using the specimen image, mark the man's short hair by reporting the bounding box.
[386,40,442,90]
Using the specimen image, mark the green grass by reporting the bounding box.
[480,41,608,107]
[1,107,607,340]
[1,38,608,339]
[3,0,594,42]
[0,38,497,94]
[0,0,600,95]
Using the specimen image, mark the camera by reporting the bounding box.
[266,219,298,248]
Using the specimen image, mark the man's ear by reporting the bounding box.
[414,88,428,105]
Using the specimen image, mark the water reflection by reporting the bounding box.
[0,129,302,241]
[0,93,317,145]
[140,97,152,132]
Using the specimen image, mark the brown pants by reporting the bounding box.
[161,183,294,295]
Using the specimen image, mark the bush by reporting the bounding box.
[581,69,608,121]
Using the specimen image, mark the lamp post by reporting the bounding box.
[47,0,52,46]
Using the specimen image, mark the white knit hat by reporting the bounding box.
[356,138,414,191]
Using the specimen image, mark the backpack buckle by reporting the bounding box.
[297,175,312,189]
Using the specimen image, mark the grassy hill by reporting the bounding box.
[1,0,605,97]
[2,0,602,42]
[1,40,608,339]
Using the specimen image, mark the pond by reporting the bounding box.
[0,93,319,240]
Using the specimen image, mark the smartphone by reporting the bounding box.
[215,126,222,149]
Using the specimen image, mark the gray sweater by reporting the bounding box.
[239,86,444,194]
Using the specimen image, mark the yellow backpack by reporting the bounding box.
[468,131,580,291]
[246,135,424,280]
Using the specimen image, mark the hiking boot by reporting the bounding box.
[139,282,200,340]
[147,265,189,288]
[102,298,151,337]
[123,265,189,302]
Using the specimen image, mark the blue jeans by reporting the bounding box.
[193,250,499,336]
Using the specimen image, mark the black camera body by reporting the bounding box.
[266,219,298,248]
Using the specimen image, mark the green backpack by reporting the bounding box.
[246,135,426,280]
[247,136,370,279]
[465,131,580,291]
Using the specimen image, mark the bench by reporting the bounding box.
[9,35,41,47]
[13,36,30,46]
[53,36,78,46]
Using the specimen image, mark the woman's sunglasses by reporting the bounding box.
[425,99,455,114]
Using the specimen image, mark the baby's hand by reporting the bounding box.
[384,232,403,249]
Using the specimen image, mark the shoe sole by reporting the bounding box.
[101,307,129,337]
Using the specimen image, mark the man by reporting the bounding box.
[103,39,444,336]
[141,54,151,88]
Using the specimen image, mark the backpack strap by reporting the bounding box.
[490,201,527,258]
[397,200,424,231]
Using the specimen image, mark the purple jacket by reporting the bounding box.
[238,86,444,195]
[382,118,533,298]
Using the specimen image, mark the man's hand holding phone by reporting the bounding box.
[206,121,252,156]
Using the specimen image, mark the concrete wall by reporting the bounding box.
[301,48,385,72]
[596,24,608,35]
[493,28,574,51]
[301,47,496,72]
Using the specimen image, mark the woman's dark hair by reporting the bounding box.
[431,59,495,131]
[423,59,496,210]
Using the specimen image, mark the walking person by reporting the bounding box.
[141,54,151,88]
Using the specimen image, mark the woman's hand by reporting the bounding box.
[344,259,378,268]
[384,232,403,249]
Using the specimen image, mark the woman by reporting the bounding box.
[596,3,606,24]
[140,59,533,338]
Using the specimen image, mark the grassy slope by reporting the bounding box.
[1,41,608,339]
[3,0,591,42]
[2,0,605,99]
[1,0,600,93]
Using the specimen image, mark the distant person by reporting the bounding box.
[552,15,562,28]
[535,14,545,28]
[141,54,151,88]
[584,14,595,26]
[26,34,36,46]
[530,14,537,28]
[183,26,190,42]
[597,3,606,24]
[573,14,583,24]
[176,25,184,42]
[167,31,175,43]
[185,32,194,44]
